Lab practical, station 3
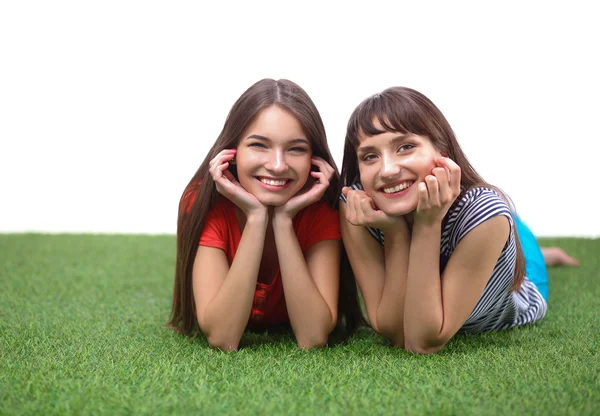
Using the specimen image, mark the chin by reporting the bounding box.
[373,198,415,217]
[261,200,287,207]
[382,206,413,217]
[256,195,289,207]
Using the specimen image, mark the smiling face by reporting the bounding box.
[357,121,442,217]
[235,105,313,206]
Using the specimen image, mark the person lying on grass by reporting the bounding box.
[168,79,362,351]
[338,86,575,354]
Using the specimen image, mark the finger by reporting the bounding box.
[211,161,233,187]
[223,170,237,183]
[311,157,334,179]
[310,156,327,168]
[304,175,328,196]
[209,161,223,179]
[434,157,451,182]
[425,175,440,206]
[210,150,236,170]
[343,190,356,223]
[441,157,461,194]
[432,167,451,202]
[211,151,236,175]
[310,171,330,188]
[359,196,375,222]
[341,186,350,198]
[356,196,371,225]
[418,182,429,209]
[349,191,362,225]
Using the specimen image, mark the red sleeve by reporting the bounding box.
[199,202,228,252]
[298,201,341,251]
[180,182,202,215]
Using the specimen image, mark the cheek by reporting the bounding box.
[358,165,377,196]
[297,158,312,180]
[358,163,375,183]
[232,153,255,186]
[412,154,437,174]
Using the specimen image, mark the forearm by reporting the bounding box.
[403,222,445,350]
[202,217,267,349]
[273,218,336,348]
[375,228,410,347]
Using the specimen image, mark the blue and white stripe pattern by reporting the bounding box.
[341,185,547,333]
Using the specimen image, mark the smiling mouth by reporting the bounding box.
[257,177,290,187]
[382,181,413,194]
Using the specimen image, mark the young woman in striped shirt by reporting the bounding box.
[339,87,566,354]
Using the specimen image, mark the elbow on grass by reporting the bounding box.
[202,328,241,352]
[296,338,328,350]
[206,335,240,352]
[375,323,404,348]
[404,339,443,355]
[198,318,241,351]
[296,331,330,350]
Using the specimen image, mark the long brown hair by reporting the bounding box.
[340,87,525,290]
[168,78,364,335]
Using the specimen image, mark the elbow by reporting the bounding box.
[403,321,449,354]
[404,336,444,355]
[295,313,336,350]
[205,333,240,352]
[375,321,404,348]
[296,333,329,350]
[199,319,241,351]
[295,324,333,350]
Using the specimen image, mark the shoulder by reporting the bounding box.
[200,196,236,243]
[451,187,512,224]
[204,196,234,221]
[445,187,513,246]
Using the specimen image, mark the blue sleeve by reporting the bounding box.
[514,215,549,301]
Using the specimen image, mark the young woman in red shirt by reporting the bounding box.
[168,79,362,350]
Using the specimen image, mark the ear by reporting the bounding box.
[440,151,449,158]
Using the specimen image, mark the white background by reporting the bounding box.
[1,1,598,237]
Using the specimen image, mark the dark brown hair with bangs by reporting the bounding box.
[168,78,363,336]
[340,87,525,291]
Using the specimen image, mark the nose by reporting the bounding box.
[381,155,401,180]
[265,149,287,174]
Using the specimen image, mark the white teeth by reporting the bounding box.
[383,182,411,194]
[260,178,287,186]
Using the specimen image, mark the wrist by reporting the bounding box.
[246,210,269,227]
[272,212,294,228]
[412,219,442,235]
[385,223,410,240]
[379,216,408,233]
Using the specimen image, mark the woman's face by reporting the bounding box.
[357,120,442,216]
[235,105,313,206]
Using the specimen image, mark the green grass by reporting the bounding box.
[1,234,598,415]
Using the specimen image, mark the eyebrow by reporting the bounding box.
[246,135,309,145]
[357,134,409,154]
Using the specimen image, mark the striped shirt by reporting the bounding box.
[342,185,547,333]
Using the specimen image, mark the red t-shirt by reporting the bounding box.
[198,196,341,329]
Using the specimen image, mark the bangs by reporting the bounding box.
[346,89,432,147]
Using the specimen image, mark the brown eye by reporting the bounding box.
[289,147,308,153]
[361,154,377,162]
[397,144,415,153]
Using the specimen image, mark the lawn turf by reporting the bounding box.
[1,234,598,415]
